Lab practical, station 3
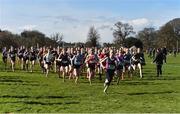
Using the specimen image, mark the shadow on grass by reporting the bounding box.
[142,76,180,81]
[0,95,75,99]
[143,72,155,75]
[0,76,23,83]
[0,101,79,105]
[0,82,48,86]
[127,90,175,96]
[119,81,166,85]
[0,76,46,86]
[0,79,23,83]
[0,76,37,83]
[0,95,79,105]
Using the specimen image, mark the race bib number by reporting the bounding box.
[89,60,96,64]
[109,64,115,70]
[62,61,68,64]
[76,61,81,65]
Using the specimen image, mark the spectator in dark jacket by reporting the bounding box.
[153,48,164,77]
[162,46,167,63]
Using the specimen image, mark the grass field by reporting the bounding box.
[0,54,180,113]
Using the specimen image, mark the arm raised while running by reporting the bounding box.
[100,57,108,69]
[56,53,62,61]
[85,55,90,63]
[100,56,108,63]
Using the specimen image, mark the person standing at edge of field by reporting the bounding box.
[152,48,156,59]
[162,46,167,63]
[153,48,164,77]
[173,48,177,57]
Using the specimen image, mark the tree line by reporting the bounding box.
[0,18,180,51]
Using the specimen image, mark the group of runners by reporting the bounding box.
[2,46,146,93]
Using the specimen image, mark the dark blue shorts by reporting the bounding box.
[74,64,81,69]
[105,69,115,85]
[10,57,16,62]
[88,63,96,71]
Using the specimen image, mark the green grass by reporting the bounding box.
[0,54,180,113]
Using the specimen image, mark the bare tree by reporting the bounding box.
[86,26,100,47]
[51,32,63,46]
[137,27,157,50]
[157,24,177,49]
[112,22,134,46]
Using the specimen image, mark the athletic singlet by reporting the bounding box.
[99,53,105,59]
[106,57,116,70]
[59,53,69,64]
[68,53,74,65]
[116,55,124,66]
[134,53,141,60]
[74,54,83,65]
[124,53,131,61]
[98,53,105,66]
[29,51,36,58]
[123,53,131,66]
[18,49,24,56]
[9,51,16,58]
[38,51,43,57]
[2,50,8,57]
[87,54,98,64]
[23,51,29,57]
[44,54,52,62]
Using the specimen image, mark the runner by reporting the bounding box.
[29,46,36,72]
[51,47,58,72]
[85,49,98,85]
[23,48,30,71]
[101,49,117,93]
[18,46,25,70]
[123,48,133,78]
[2,47,8,70]
[9,46,16,72]
[68,48,75,80]
[72,50,84,84]
[57,48,70,82]
[130,48,144,78]
[43,48,53,77]
[116,49,125,84]
[98,49,107,81]
[38,47,45,73]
